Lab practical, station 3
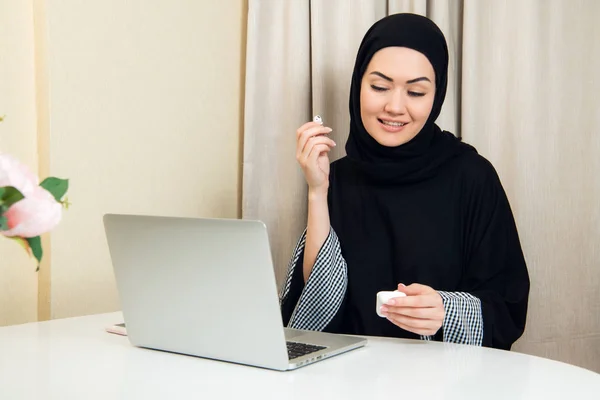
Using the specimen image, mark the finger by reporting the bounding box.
[299,137,336,163]
[297,126,333,159]
[306,143,331,166]
[296,123,325,157]
[385,314,439,336]
[386,313,430,329]
[299,117,325,132]
[298,126,333,154]
[298,124,332,144]
[296,122,327,140]
[384,305,444,321]
[304,136,336,153]
[387,294,439,308]
[386,318,418,334]
[397,283,433,296]
[296,121,322,136]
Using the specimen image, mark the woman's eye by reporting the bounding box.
[408,91,425,97]
[370,85,387,92]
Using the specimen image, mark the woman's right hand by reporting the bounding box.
[295,120,336,192]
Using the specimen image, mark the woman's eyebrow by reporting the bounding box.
[406,76,432,84]
[369,71,432,84]
[369,71,393,82]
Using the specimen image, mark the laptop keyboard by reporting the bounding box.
[286,341,327,360]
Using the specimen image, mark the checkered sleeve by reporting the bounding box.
[421,291,483,345]
[279,227,347,331]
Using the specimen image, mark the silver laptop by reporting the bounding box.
[103,213,366,371]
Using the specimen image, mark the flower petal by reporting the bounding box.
[0,153,39,196]
[1,187,62,238]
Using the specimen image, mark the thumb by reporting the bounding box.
[398,283,429,296]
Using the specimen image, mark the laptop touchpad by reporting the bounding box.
[284,328,305,340]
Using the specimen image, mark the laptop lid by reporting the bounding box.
[103,213,290,370]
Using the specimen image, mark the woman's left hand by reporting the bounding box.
[380,283,445,336]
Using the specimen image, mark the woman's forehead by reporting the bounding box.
[365,47,435,80]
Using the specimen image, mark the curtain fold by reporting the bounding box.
[243,1,312,284]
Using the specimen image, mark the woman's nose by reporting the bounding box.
[384,91,406,115]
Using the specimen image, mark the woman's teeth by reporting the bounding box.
[381,120,407,127]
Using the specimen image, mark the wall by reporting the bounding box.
[0,0,39,326]
[45,0,246,319]
[0,0,246,323]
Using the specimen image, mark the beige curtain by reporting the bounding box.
[243,0,600,372]
[460,0,600,372]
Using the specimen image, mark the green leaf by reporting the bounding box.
[26,236,43,271]
[9,236,30,253]
[0,215,7,230]
[6,236,42,271]
[0,186,25,208]
[40,177,69,202]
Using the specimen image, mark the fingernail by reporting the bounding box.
[380,306,388,313]
[398,283,406,288]
[326,128,333,133]
[386,299,395,306]
[332,141,337,146]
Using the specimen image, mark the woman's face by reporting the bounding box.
[360,47,436,147]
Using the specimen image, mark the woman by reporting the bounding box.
[280,13,530,350]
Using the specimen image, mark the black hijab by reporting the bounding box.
[282,13,529,349]
[322,13,529,348]
[345,13,474,183]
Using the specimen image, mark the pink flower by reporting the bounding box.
[0,154,39,196]
[0,153,62,238]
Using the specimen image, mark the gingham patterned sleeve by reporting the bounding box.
[279,227,347,331]
[421,291,484,345]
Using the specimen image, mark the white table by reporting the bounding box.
[1,312,598,399]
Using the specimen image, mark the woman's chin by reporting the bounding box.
[370,130,418,147]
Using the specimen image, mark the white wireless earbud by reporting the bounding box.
[313,115,323,124]
[376,291,406,317]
